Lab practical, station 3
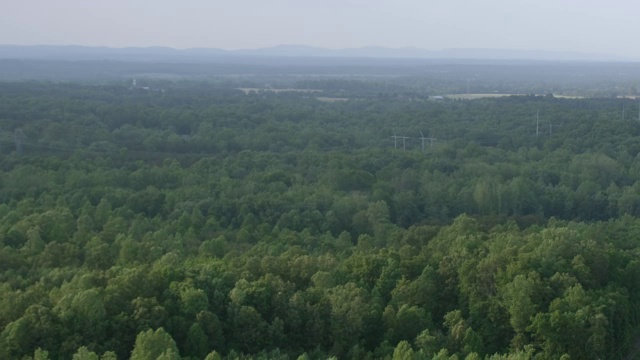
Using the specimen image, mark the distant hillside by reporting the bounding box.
[0,44,625,62]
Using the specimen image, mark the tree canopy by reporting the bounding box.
[0,80,639,359]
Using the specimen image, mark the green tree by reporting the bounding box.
[185,323,208,358]
[72,347,99,360]
[130,328,180,360]
[204,351,222,360]
[34,348,50,360]
[393,340,416,360]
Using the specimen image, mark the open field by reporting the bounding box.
[238,88,322,94]
[445,93,522,100]
[445,93,594,100]
[316,97,349,102]
[553,94,586,99]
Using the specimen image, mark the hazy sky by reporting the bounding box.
[2,0,639,57]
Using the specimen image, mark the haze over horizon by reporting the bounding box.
[3,0,640,60]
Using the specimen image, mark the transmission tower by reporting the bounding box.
[400,134,409,151]
[391,129,399,149]
[548,120,562,136]
[419,130,436,151]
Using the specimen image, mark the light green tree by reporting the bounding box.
[130,328,180,360]
[393,340,416,360]
[72,346,99,360]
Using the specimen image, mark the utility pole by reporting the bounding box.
[391,129,409,151]
[391,129,410,151]
[420,130,436,151]
[547,119,562,136]
[399,134,409,151]
[391,130,399,149]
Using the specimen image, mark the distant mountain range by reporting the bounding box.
[0,44,627,62]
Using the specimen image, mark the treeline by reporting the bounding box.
[0,82,639,359]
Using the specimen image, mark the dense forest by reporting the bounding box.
[1,80,640,359]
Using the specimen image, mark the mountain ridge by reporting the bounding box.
[0,44,628,62]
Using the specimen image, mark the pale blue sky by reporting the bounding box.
[2,0,638,57]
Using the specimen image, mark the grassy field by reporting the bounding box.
[553,95,586,99]
[445,93,521,100]
[237,88,321,94]
[445,93,593,100]
[316,97,349,102]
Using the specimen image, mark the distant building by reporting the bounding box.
[131,78,163,93]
